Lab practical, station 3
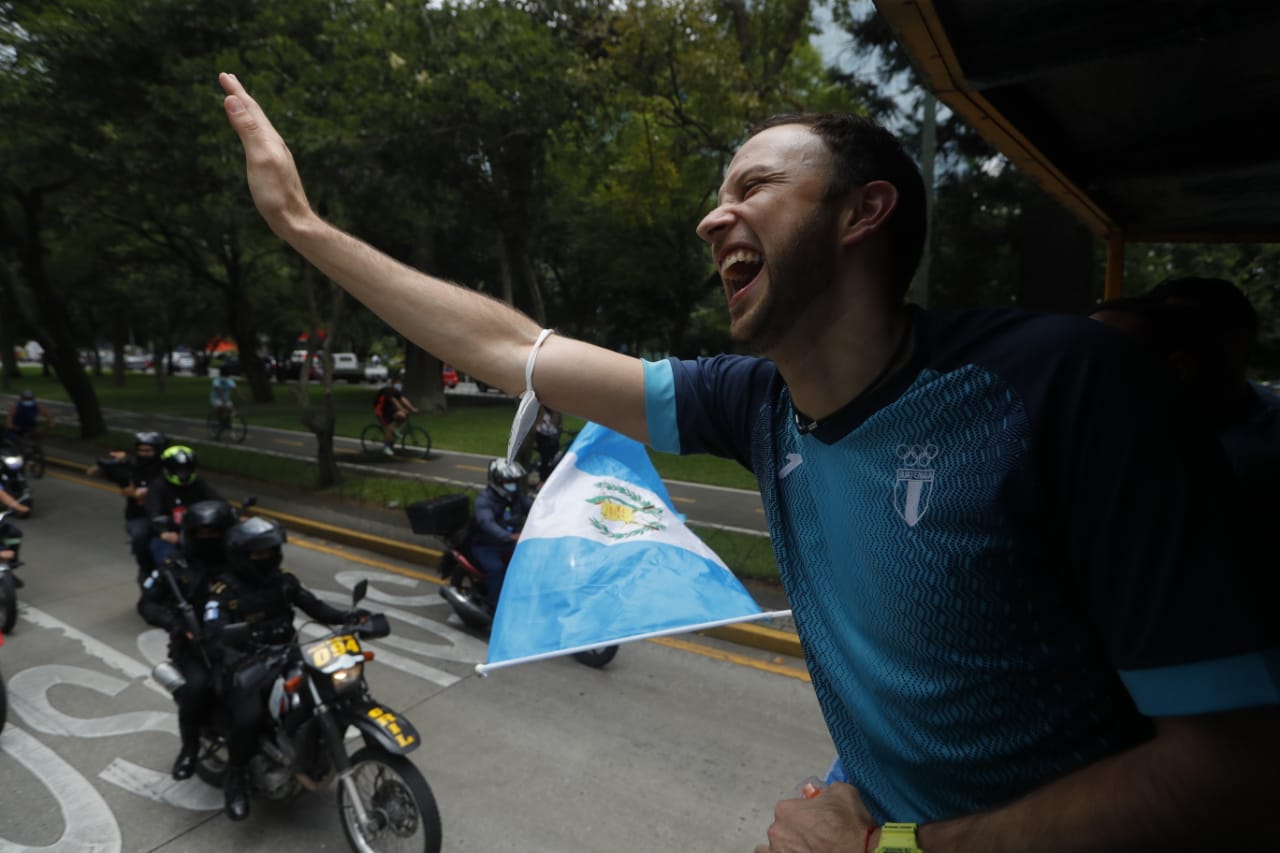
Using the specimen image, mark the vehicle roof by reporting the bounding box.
[873,0,1280,243]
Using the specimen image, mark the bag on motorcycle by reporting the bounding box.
[405,493,470,536]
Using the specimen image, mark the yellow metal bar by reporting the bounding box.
[1104,235,1125,300]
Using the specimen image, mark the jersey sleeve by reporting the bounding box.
[1032,323,1280,716]
[643,355,776,473]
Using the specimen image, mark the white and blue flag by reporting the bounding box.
[479,421,790,674]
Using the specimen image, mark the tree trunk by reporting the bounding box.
[0,269,21,386]
[152,335,168,394]
[13,189,107,437]
[111,332,126,388]
[224,283,274,404]
[403,344,445,414]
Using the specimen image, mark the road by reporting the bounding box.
[11,390,770,536]
[0,472,832,852]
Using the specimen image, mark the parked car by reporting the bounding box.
[166,351,197,373]
[364,361,389,383]
[331,352,363,383]
[442,365,458,388]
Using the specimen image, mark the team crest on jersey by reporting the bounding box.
[893,443,938,527]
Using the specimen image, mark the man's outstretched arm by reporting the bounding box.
[218,72,648,442]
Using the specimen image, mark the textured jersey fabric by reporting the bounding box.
[644,306,1279,822]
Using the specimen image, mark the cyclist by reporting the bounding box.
[373,372,418,457]
[209,372,243,425]
[4,390,54,445]
[146,446,223,572]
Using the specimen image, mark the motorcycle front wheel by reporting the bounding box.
[338,747,442,853]
[0,572,17,634]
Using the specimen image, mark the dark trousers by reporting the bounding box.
[126,518,154,582]
[535,432,560,480]
[218,676,265,768]
[173,650,215,752]
[471,542,514,607]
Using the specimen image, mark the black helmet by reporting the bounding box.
[487,458,526,494]
[134,431,167,452]
[180,500,237,563]
[225,516,287,581]
[161,445,197,486]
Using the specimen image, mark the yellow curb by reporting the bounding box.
[46,452,804,659]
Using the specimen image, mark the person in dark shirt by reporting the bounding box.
[220,74,1279,852]
[202,516,365,821]
[138,499,237,780]
[146,446,222,572]
[470,459,533,609]
[87,431,168,584]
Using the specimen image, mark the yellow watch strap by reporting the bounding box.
[874,822,922,853]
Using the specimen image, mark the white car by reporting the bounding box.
[364,362,389,383]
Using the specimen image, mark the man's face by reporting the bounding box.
[137,445,156,460]
[696,124,842,352]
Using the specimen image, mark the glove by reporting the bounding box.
[347,608,373,624]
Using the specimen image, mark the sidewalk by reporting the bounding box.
[40,435,802,659]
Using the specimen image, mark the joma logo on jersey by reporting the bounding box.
[893,443,939,527]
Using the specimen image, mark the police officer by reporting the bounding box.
[470,458,533,609]
[202,516,365,821]
[88,431,167,584]
[146,446,222,571]
[138,499,236,780]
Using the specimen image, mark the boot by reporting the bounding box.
[224,767,251,821]
[171,746,198,781]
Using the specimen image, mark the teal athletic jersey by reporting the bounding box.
[645,305,1279,822]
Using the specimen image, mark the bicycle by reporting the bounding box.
[206,406,248,443]
[2,430,44,480]
[360,414,431,459]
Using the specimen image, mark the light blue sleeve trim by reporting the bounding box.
[643,359,681,454]
[1119,649,1280,716]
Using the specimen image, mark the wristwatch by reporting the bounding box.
[874,822,923,853]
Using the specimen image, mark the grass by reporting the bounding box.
[6,371,758,489]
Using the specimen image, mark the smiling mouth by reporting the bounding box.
[720,249,764,301]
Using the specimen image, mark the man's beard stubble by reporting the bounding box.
[733,206,839,355]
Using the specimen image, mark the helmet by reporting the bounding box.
[225,516,287,581]
[134,431,167,452]
[180,500,237,563]
[160,445,198,486]
[487,458,526,495]
[19,390,34,401]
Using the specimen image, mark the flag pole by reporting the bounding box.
[476,609,794,675]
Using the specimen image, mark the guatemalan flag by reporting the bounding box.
[478,422,790,674]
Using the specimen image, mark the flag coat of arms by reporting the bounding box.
[479,422,789,673]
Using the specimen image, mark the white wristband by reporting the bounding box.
[505,328,555,464]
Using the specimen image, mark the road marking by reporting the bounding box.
[648,636,810,682]
[286,536,442,584]
[456,464,487,473]
[671,495,695,504]
[272,438,306,447]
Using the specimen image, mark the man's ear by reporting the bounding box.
[840,180,899,247]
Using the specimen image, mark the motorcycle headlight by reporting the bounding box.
[1,455,22,471]
[330,662,363,693]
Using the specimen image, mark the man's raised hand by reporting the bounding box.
[218,72,313,237]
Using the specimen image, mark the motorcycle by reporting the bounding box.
[405,494,618,669]
[155,580,442,853]
[0,449,33,515]
[0,508,26,634]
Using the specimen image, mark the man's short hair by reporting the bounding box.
[748,113,927,302]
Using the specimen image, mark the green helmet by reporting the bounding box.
[160,445,198,486]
